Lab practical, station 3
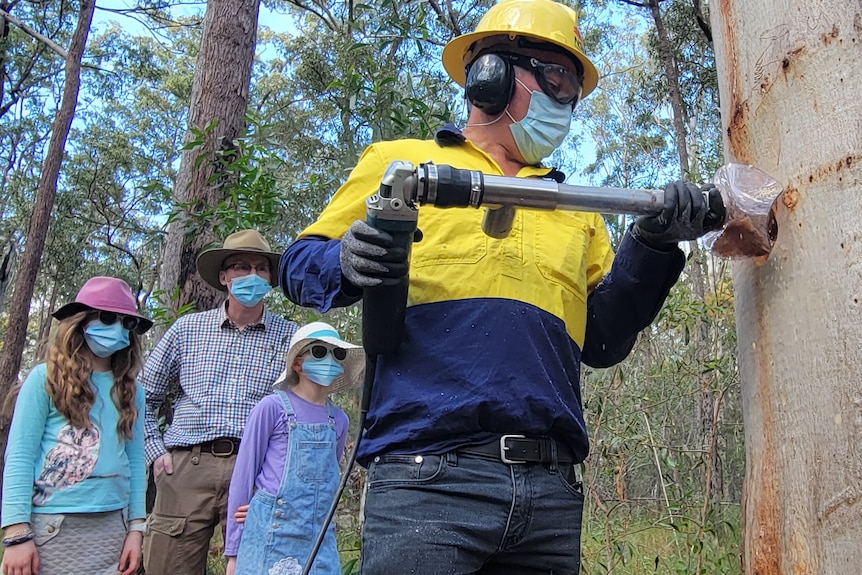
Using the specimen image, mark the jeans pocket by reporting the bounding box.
[31,513,65,547]
[367,454,446,489]
[557,464,585,497]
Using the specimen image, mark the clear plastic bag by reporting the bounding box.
[703,163,782,259]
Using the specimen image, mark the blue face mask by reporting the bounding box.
[229,274,272,308]
[84,320,130,358]
[301,354,344,387]
[508,79,573,165]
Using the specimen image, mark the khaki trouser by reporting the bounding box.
[143,447,236,575]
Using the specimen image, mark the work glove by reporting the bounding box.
[340,219,409,288]
[633,181,726,249]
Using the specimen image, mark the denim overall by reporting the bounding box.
[235,391,340,575]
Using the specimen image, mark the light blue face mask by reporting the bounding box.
[508,79,573,165]
[229,274,272,308]
[301,354,344,387]
[84,320,130,358]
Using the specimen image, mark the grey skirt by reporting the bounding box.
[32,510,126,575]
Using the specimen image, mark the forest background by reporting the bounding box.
[0,0,744,573]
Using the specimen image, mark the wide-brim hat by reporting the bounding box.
[274,322,365,395]
[52,276,153,334]
[196,229,282,292]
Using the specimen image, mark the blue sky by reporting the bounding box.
[93,1,647,185]
[95,0,296,42]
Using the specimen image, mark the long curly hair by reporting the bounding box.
[45,311,143,439]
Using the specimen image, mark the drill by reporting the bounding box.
[361,161,723,355]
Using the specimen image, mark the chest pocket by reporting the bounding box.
[296,440,336,482]
[533,213,593,302]
[411,208,488,268]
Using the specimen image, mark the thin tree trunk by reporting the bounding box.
[0,238,15,309]
[712,1,862,572]
[0,0,94,465]
[0,1,10,111]
[34,277,59,361]
[643,0,722,512]
[647,0,690,174]
[158,0,261,327]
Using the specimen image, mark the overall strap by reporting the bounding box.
[325,398,337,429]
[276,390,297,427]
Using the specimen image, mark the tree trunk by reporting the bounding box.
[158,0,261,320]
[34,277,60,362]
[0,0,94,464]
[646,0,722,507]
[0,1,10,114]
[711,1,862,572]
[647,0,691,173]
[0,237,15,309]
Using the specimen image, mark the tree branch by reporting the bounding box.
[0,7,68,59]
[692,0,712,43]
[285,0,338,33]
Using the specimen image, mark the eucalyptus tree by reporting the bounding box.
[158,0,262,316]
[3,16,200,344]
[712,1,862,571]
[0,0,73,308]
[0,0,94,468]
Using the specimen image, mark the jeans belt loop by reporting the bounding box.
[191,443,201,465]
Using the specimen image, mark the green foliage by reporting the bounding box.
[148,287,198,328]
[581,507,742,574]
[170,115,290,241]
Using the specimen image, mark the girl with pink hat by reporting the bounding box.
[1,276,152,575]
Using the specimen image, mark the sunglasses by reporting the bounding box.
[306,344,347,362]
[98,311,142,332]
[502,53,583,108]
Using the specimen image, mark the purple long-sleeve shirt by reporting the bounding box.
[225,390,349,556]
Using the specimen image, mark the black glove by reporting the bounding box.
[340,220,409,288]
[633,181,726,248]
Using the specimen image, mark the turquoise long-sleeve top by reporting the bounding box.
[1,363,147,527]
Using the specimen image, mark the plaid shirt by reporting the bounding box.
[141,304,297,465]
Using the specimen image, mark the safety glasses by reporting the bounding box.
[223,262,272,276]
[98,310,142,332]
[503,53,583,108]
[307,344,347,362]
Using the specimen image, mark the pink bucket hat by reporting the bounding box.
[52,276,153,334]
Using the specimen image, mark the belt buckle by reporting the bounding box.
[211,438,235,457]
[499,434,527,464]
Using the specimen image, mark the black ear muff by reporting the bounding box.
[465,53,514,116]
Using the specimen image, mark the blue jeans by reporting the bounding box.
[360,452,584,575]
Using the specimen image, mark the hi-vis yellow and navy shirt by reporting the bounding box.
[281,126,684,465]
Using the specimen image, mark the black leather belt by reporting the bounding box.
[174,437,241,457]
[458,435,575,465]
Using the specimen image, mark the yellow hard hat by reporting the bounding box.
[442,0,599,98]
